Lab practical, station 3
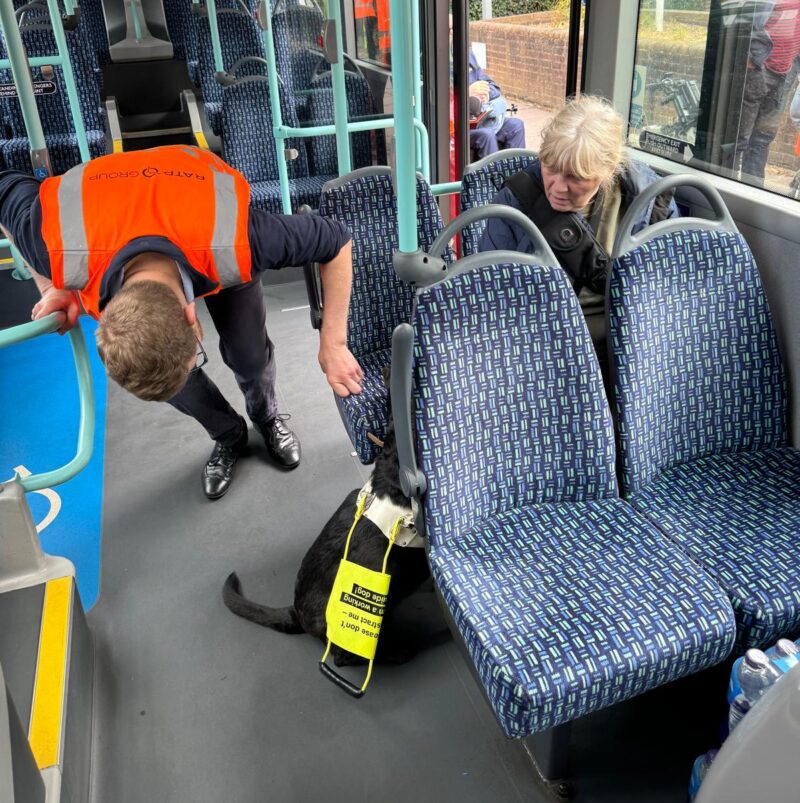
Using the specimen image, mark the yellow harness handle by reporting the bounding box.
[320,499,404,698]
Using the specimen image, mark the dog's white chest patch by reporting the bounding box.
[359,481,424,548]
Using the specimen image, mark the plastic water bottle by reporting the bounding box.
[727,693,751,734]
[737,648,782,705]
[727,655,744,703]
[688,749,718,801]
[765,638,800,675]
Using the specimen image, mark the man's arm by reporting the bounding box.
[317,240,364,397]
[248,208,363,396]
[0,171,79,333]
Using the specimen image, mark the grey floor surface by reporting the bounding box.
[86,280,727,803]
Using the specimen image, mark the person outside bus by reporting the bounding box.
[479,96,678,378]
[468,46,526,160]
[0,146,363,500]
[729,0,800,184]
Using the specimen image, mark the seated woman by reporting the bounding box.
[479,96,678,378]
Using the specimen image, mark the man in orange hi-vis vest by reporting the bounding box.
[354,0,378,61]
[376,0,390,65]
[0,146,363,500]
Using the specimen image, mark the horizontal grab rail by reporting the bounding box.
[0,314,95,492]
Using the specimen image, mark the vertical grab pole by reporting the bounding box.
[206,0,225,74]
[45,0,89,162]
[389,0,417,253]
[0,2,51,178]
[258,0,292,214]
[327,1,352,176]
[410,0,425,177]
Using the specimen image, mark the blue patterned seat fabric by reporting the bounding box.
[299,71,374,174]
[459,151,538,255]
[320,170,448,463]
[631,448,800,649]
[222,78,333,212]
[0,20,106,175]
[413,261,736,736]
[609,228,798,647]
[196,9,269,135]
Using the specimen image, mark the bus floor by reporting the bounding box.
[86,278,729,803]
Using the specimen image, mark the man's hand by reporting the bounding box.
[31,288,80,334]
[318,341,363,397]
[469,80,490,104]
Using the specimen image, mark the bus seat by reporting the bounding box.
[300,69,374,175]
[318,167,449,464]
[195,8,269,134]
[77,0,112,67]
[163,0,199,79]
[0,20,106,174]
[609,175,800,650]
[221,76,332,211]
[395,253,736,738]
[271,0,324,96]
[459,149,538,256]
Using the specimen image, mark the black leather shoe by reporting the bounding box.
[203,422,248,500]
[259,414,301,469]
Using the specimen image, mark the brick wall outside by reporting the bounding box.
[470,13,799,172]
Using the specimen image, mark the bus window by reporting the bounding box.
[460,0,587,165]
[353,0,391,66]
[630,0,800,200]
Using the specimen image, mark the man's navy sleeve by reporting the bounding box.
[248,209,351,271]
[0,170,50,277]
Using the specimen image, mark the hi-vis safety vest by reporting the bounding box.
[39,145,252,319]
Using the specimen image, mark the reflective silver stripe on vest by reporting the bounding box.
[58,164,89,289]
[210,169,243,287]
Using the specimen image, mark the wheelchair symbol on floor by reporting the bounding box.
[13,465,62,533]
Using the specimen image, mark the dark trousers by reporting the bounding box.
[732,66,792,182]
[168,277,277,446]
[470,117,526,160]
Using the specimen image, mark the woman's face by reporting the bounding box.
[540,163,603,213]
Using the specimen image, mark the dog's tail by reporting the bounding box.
[222,572,304,634]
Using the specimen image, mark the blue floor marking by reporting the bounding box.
[0,319,107,609]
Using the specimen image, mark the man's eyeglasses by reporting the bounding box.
[193,337,208,372]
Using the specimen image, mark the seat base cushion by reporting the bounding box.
[3,131,106,176]
[334,349,390,465]
[430,499,736,738]
[630,448,800,649]
[249,175,335,213]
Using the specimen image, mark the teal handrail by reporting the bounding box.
[0,314,95,492]
[44,0,89,162]
[326,1,352,175]
[389,0,418,253]
[0,0,50,175]
[206,0,224,73]
[0,0,90,167]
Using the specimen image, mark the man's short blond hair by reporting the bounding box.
[539,96,625,190]
[95,280,196,402]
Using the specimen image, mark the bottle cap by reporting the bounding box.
[744,648,769,668]
[775,638,799,657]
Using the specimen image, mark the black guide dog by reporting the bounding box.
[223,388,431,667]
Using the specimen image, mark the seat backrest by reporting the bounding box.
[301,70,374,175]
[318,168,446,358]
[163,0,198,65]
[609,228,787,497]
[413,259,617,549]
[459,149,538,255]
[0,21,102,137]
[272,1,324,93]
[221,76,309,182]
[195,9,267,107]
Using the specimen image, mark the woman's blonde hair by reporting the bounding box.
[539,96,626,190]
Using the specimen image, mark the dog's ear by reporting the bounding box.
[382,364,391,387]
